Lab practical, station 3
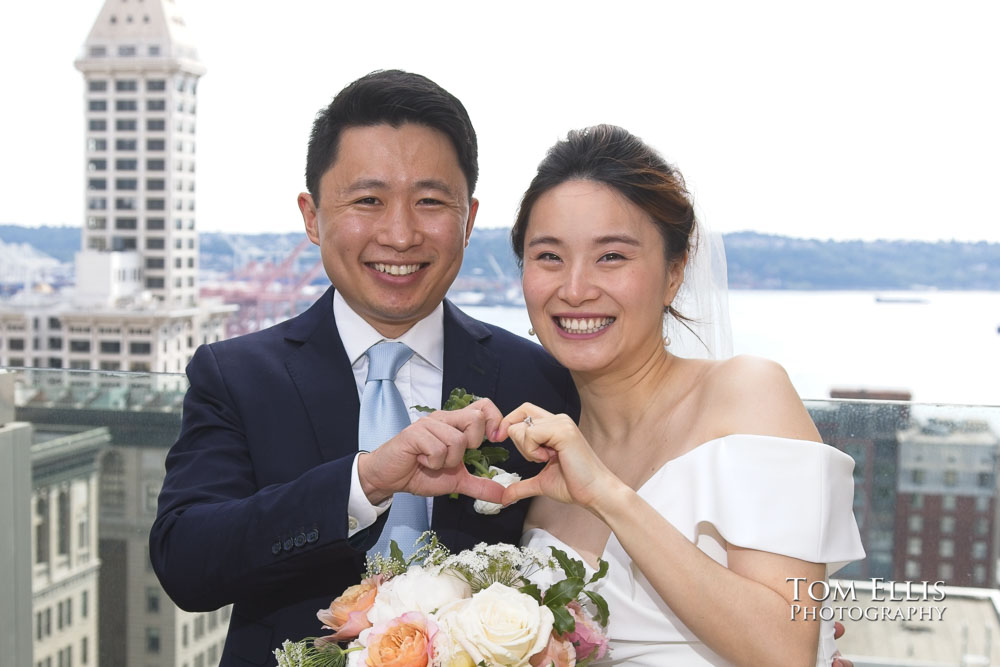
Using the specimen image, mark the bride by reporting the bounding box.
[495,125,865,665]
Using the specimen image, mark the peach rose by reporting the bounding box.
[564,601,608,662]
[529,632,576,667]
[360,612,437,667]
[317,574,384,642]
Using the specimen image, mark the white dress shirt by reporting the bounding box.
[334,290,444,536]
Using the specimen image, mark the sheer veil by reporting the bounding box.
[665,216,733,360]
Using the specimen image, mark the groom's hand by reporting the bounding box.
[357,399,505,504]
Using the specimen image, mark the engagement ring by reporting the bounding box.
[523,416,533,427]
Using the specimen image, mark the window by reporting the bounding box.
[115,100,138,112]
[146,238,165,250]
[910,469,924,484]
[88,100,106,112]
[977,496,991,512]
[129,342,152,355]
[147,138,166,151]
[939,539,954,558]
[907,515,923,532]
[112,237,137,251]
[115,158,138,170]
[9,338,25,351]
[145,277,164,289]
[147,179,165,191]
[88,119,106,131]
[979,473,993,488]
[146,587,160,613]
[69,340,91,353]
[35,494,49,564]
[942,495,957,510]
[976,517,989,535]
[89,46,106,57]
[974,565,987,585]
[147,159,165,171]
[48,358,63,369]
[118,45,136,57]
[87,178,106,191]
[81,636,88,665]
[48,337,62,349]
[87,159,106,171]
[88,138,107,151]
[114,217,137,230]
[147,79,166,91]
[57,489,70,556]
[906,537,921,556]
[115,197,137,210]
[147,119,165,131]
[115,179,138,191]
[940,516,955,533]
[131,361,151,372]
[115,139,137,151]
[88,80,107,92]
[147,198,166,210]
[86,216,106,229]
[938,562,953,580]
[146,627,160,653]
[115,79,137,92]
[944,470,958,486]
[973,541,988,560]
[194,614,205,639]
[147,218,165,231]
[115,119,137,131]
[905,560,920,578]
[99,341,121,354]
[147,99,166,111]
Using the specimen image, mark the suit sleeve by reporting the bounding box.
[148,344,384,612]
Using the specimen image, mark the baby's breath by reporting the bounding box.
[441,541,554,592]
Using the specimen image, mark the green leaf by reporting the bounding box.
[550,603,576,635]
[389,540,405,567]
[583,590,610,627]
[478,446,510,466]
[588,558,609,584]
[519,582,542,602]
[550,546,586,581]
[542,577,585,609]
[412,404,435,414]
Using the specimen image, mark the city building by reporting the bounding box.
[0,0,233,374]
[895,418,1000,587]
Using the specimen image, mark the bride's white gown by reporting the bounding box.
[523,434,865,666]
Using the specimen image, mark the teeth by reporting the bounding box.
[557,317,615,334]
[373,263,421,276]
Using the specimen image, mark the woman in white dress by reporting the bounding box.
[496,125,865,666]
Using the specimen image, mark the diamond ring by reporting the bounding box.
[523,416,533,427]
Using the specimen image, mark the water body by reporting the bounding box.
[462,290,1000,407]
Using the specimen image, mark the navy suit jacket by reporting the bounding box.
[150,288,579,665]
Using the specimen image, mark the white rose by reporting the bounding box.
[474,467,521,515]
[437,582,554,667]
[367,567,471,626]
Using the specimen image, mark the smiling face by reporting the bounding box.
[298,123,478,338]
[522,180,685,375]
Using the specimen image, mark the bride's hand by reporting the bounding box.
[496,402,619,509]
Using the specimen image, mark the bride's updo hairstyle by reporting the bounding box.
[511,124,696,322]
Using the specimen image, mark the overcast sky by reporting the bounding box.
[1,1,998,242]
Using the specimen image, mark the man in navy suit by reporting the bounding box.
[149,70,578,665]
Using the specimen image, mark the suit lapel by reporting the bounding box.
[284,288,361,462]
[440,300,499,403]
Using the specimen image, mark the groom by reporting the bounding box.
[149,70,579,665]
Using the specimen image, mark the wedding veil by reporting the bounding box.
[665,217,733,360]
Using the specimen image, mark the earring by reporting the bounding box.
[663,334,671,347]
[528,328,536,337]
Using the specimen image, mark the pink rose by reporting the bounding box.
[529,632,576,667]
[316,574,385,642]
[564,601,608,662]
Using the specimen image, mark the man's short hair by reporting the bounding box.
[305,70,479,204]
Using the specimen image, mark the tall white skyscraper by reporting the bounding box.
[74,0,205,307]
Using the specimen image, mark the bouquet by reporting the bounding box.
[274,532,610,667]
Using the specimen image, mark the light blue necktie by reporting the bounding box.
[360,341,429,558]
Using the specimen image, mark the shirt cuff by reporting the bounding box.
[348,453,391,537]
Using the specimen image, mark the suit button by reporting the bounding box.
[283,538,294,551]
[348,516,359,531]
[306,529,319,543]
[271,541,282,555]
[294,533,306,548]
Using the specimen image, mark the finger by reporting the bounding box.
[429,405,487,447]
[496,402,549,441]
[506,421,555,463]
[415,419,467,469]
[500,477,545,505]
[833,622,844,639]
[454,472,505,503]
[469,398,503,442]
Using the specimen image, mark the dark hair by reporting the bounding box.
[305,70,478,204]
[511,124,696,321]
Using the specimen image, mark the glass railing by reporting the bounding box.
[3,367,999,666]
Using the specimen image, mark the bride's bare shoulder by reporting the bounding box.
[697,355,821,442]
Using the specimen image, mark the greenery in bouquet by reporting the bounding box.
[273,531,610,667]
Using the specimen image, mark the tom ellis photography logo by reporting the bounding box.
[787,578,948,622]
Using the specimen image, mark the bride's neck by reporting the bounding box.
[573,345,677,445]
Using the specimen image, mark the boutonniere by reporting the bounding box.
[414,387,521,514]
